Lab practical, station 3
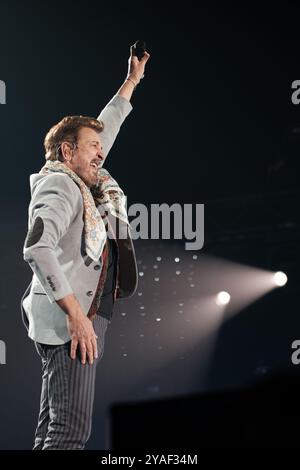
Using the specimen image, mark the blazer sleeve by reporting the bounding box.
[23,174,80,303]
[97,94,133,159]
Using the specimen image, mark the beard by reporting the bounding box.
[73,163,99,188]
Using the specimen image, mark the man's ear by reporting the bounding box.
[61,142,73,162]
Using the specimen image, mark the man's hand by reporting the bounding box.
[117,43,150,101]
[67,310,98,365]
[57,293,98,365]
[127,44,150,86]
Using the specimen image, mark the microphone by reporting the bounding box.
[132,40,146,61]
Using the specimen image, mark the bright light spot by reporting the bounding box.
[156,317,161,322]
[156,256,162,261]
[154,277,160,282]
[274,271,288,287]
[139,272,144,277]
[176,270,181,275]
[192,255,198,260]
[175,257,180,262]
[216,291,231,306]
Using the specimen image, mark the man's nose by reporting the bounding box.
[97,150,104,161]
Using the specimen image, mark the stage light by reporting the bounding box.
[216,291,231,306]
[273,271,288,287]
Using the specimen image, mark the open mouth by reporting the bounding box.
[90,162,98,170]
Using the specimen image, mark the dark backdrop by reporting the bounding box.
[0,1,299,450]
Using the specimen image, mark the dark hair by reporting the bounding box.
[44,115,104,161]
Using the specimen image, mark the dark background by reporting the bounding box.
[0,1,299,449]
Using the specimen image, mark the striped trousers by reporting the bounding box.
[33,315,110,450]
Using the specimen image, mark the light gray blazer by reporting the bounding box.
[21,95,138,345]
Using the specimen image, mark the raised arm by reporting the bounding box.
[97,44,150,160]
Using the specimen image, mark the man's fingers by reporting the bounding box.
[130,56,139,67]
[142,51,150,63]
[91,335,98,360]
[86,340,94,365]
[70,319,99,364]
[70,337,97,364]
[79,341,87,365]
[70,338,78,359]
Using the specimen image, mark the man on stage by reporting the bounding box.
[21,44,150,450]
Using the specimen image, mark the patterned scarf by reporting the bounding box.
[40,160,129,261]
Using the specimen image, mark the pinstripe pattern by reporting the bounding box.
[33,315,109,450]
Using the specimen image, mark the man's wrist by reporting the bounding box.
[126,73,143,88]
[126,76,137,90]
[56,293,83,317]
[118,73,144,101]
